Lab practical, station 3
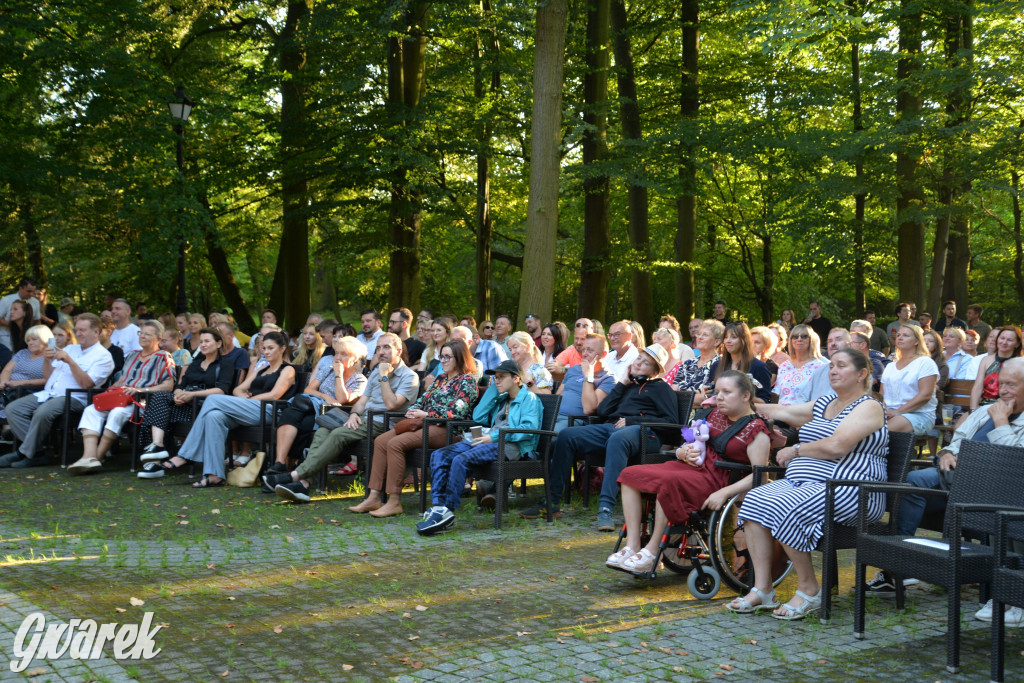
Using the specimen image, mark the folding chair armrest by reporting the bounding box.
[567,414,599,427]
[713,461,752,473]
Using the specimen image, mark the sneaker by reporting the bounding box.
[140,443,169,463]
[597,508,615,532]
[416,506,455,536]
[11,455,48,469]
[518,502,561,520]
[266,461,288,475]
[0,451,25,468]
[864,570,897,597]
[260,473,292,493]
[137,462,166,479]
[275,481,311,504]
[976,600,1024,626]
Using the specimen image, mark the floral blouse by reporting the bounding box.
[673,354,720,391]
[524,362,553,391]
[412,373,477,419]
[775,358,828,405]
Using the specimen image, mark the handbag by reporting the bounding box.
[226,450,266,488]
[394,417,424,434]
[93,386,137,412]
[315,408,350,431]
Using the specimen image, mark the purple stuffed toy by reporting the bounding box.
[680,419,711,466]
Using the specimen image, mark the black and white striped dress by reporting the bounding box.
[738,394,888,553]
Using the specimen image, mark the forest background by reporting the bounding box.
[2,0,1022,335]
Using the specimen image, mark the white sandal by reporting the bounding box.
[606,546,636,569]
[622,548,657,574]
[772,589,822,621]
[725,587,779,614]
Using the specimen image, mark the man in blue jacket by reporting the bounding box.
[416,359,543,535]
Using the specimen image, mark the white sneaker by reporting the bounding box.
[976,599,995,621]
[976,599,1024,627]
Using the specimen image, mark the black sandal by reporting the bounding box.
[192,476,225,488]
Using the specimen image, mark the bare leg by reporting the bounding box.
[80,431,100,462]
[642,500,670,556]
[887,415,914,433]
[348,490,382,513]
[621,484,644,551]
[93,430,119,461]
[773,543,819,616]
[728,520,776,609]
[150,426,166,448]
[275,424,298,465]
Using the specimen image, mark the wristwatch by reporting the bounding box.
[793,443,801,457]
[380,375,390,382]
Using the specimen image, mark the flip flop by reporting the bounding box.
[331,462,358,476]
[192,476,225,488]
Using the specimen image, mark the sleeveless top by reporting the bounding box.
[250,364,297,401]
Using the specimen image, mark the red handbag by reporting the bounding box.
[92,387,135,412]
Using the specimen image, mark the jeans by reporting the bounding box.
[549,423,660,511]
[896,467,948,536]
[429,441,500,510]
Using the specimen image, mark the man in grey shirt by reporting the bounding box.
[266,332,420,502]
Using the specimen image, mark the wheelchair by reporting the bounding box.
[610,461,793,600]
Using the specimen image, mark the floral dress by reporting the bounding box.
[673,354,720,391]
[412,373,477,419]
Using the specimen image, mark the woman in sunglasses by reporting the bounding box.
[774,324,827,406]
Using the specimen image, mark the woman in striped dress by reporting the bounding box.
[726,348,888,620]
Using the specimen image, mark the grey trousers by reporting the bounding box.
[6,394,82,459]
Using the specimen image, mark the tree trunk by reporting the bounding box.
[387,2,431,314]
[475,0,499,323]
[942,1,973,309]
[675,0,699,326]
[1012,168,1024,319]
[610,0,654,335]
[20,199,46,286]
[517,0,568,324]
[577,0,611,322]
[849,0,866,314]
[267,0,312,331]
[197,193,258,334]
[895,0,925,306]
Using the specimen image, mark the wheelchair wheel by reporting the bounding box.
[707,494,792,594]
[660,534,689,575]
[687,566,721,599]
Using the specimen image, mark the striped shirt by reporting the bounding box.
[121,350,175,389]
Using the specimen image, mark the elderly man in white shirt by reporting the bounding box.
[602,320,640,382]
[0,314,115,468]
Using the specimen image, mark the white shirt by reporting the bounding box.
[603,344,639,382]
[881,355,939,413]
[945,349,975,381]
[110,324,142,355]
[0,293,41,350]
[356,329,384,359]
[34,342,115,406]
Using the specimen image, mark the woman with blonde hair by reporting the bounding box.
[506,331,553,394]
[185,313,208,357]
[774,324,827,406]
[291,323,326,373]
[767,323,790,366]
[881,324,939,435]
[750,325,779,385]
[52,320,76,348]
[416,318,453,374]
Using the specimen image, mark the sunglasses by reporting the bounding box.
[791,334,809,339]
[483,325,494,330]
[575,322,590,328]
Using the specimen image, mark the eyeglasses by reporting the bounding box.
[608,331,626,338]
[791,334,809,339]
[388,319,402,325]
[439,354,455,361]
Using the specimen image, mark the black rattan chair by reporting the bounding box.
[817,430,916,622]
[470,393,561,528]
[853,440,1024,673]
[990,509,1024,683]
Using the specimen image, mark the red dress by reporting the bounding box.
[616,409,769,522]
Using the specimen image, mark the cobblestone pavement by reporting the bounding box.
[0,466,1019,682]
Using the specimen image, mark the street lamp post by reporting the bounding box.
[168,85,195,315]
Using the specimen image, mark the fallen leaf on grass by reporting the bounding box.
[270,524,281,529]
[357,552,368,556]
[225,623,236,628]
[108,523,117,527]
[129,597,145,607]
[177,521,189,525]
[211,508,220,514]
[215,523,225,528]
[305,570,318,575]
[157,623,170,629]
[516,631,532,637]
[25,668,48,677]
[581,677,599,682]
[341,664,353,671]
[207,564,216,569]
[227,597,236,601]
[818,659,828,664]
[558,632,573,637]
[556,638,566,644]
[273,625,283,634]
[744,639,757,645]
[719,664,733,671]
[402,612,411,618]
[676,651,689,656]
[285,536,295,542]
[415,605,428,611]
[220,670,229,678]
[408,635,419,641]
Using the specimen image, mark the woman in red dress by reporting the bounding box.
[607,370,771,574]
